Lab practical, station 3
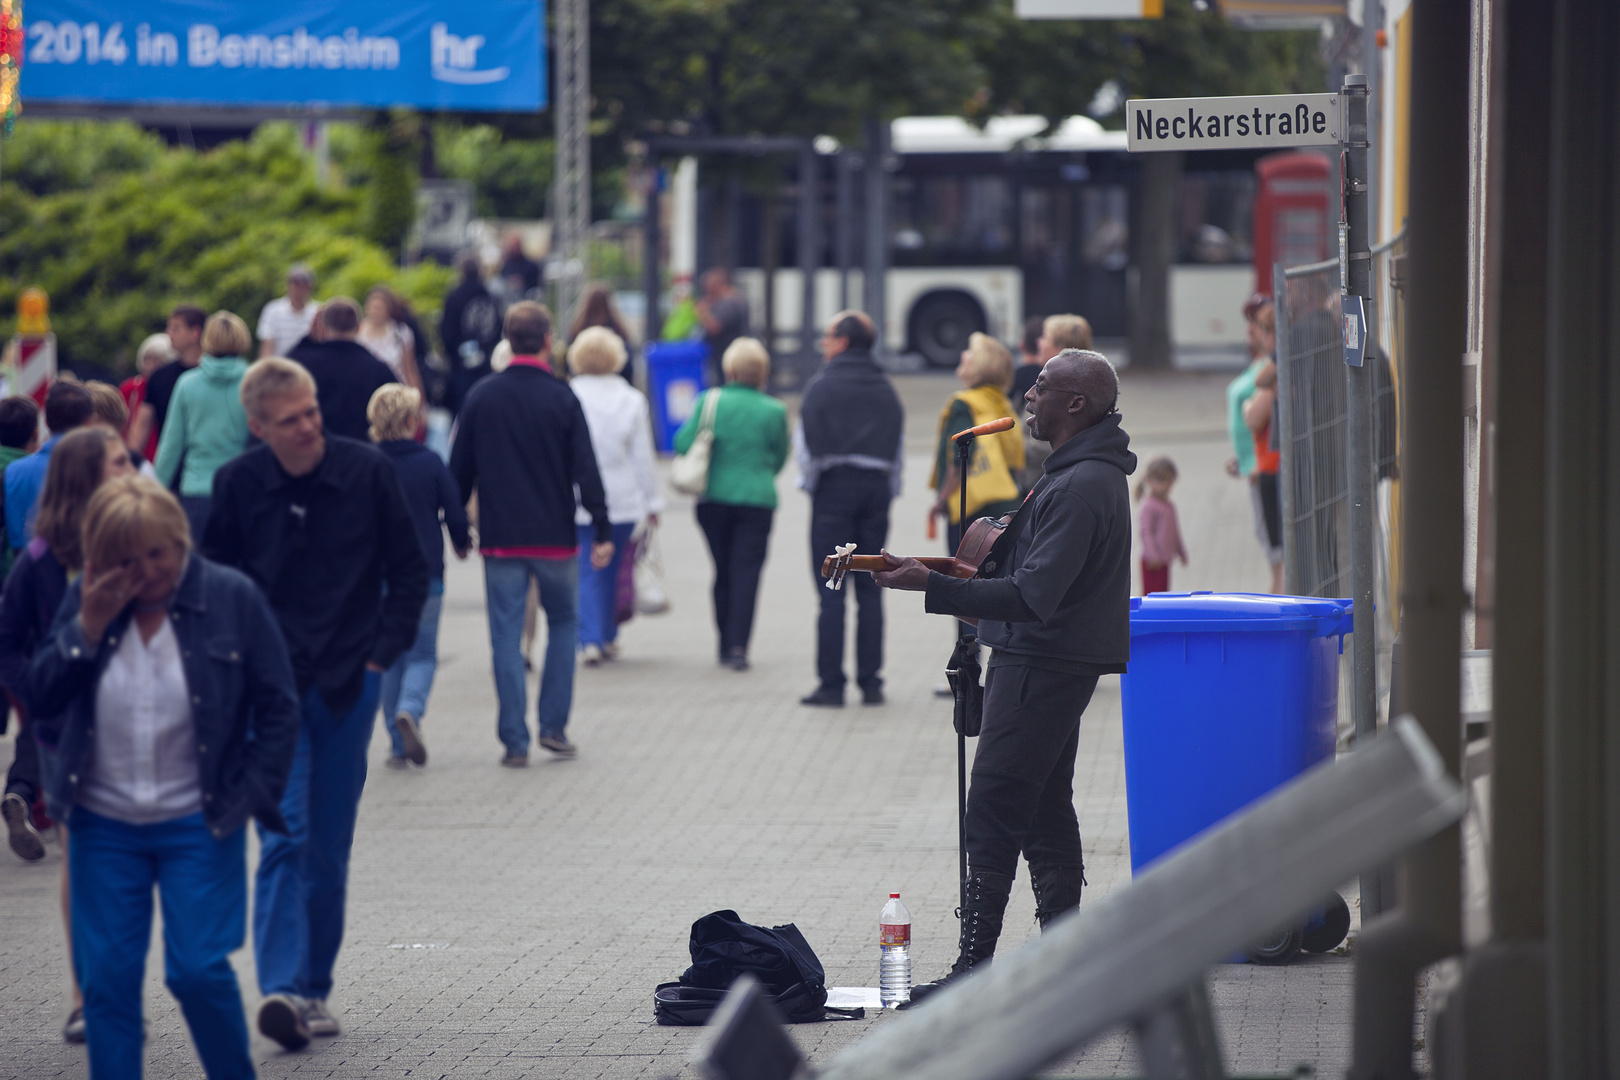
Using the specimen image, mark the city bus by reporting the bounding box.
[683,114,1299,366]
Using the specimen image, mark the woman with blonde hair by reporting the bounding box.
[28,475,298,1077]
[929,331,1025,552]
[153,310,252,541]
[568,326,662,664]
[672,337,788,671]
[368,384,471,767]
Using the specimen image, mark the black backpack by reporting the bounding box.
[653,910,862,1025]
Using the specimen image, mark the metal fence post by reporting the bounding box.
[1274,262,1296,596]
[1343,76,1381,919]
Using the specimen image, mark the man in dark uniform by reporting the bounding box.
[872,348,1135,999]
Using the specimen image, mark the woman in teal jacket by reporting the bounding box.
[153,310,253,542]
[673,337,789,670]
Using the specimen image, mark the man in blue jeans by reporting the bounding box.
[451,301,612,765]
[204,358,428,1050]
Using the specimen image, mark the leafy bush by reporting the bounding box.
[0,121,450,371]
[436,123,554,220]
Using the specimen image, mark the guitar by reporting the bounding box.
[821,513,1010,591]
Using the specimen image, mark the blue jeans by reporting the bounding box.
[484,555,578,752]
[70,808,253,1080]
[254,673,380,1000]
[381,579,444,756]
[576,523,635,649]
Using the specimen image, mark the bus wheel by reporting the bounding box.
[909,291,987,368]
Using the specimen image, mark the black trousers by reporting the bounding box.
[809,469,892,692]
[965,664,1100,881]
[696,502,775,658]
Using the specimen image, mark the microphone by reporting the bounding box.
[953,416,1016,444]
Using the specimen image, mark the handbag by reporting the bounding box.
[614,534,639,625]
[669,389,720,496]
[634,525,670,615]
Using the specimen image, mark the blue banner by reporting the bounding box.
[20,0,545,112]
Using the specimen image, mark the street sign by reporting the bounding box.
[1342,294,1366,368]
[1017,0,1162,16]
[1126,93,1340,153]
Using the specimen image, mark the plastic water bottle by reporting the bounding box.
[879,892,912,1008]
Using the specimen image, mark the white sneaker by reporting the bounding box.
[394,712,427,766]
[258,994,310,1050]
[581,643,603,666]
[602,641,621,660]
[303,997,341,1037]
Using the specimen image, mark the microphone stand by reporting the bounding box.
[951,430,976,920]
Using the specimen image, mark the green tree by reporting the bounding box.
[967,0,1322,368]
[0,121,449,370]
[361,112,421,257]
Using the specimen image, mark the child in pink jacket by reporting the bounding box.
[1135,457,1187,594]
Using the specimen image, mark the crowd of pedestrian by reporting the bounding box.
[0,244,1159,1071]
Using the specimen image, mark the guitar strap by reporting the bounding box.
[973,473,1050,580]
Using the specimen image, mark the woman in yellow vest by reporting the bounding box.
[929,332,1026,555]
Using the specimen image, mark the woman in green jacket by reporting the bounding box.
[673,337,789,671]
[153,310,253,542]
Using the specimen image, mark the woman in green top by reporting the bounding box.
[153,310,253,543]
[673,337,789,671]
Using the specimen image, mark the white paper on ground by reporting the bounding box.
[827,987,883,1010]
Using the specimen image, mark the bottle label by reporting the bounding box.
[880,923,910,947]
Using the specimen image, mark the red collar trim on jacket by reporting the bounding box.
[507,355,555,374]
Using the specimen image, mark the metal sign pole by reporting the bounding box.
[1342,75,1381,914]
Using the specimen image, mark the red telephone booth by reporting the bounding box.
[1253,152,1333,297]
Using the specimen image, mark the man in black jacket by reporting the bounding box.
[286,298,398,442]
[203,358,429,1049]
[873,349,1135,999]
[451,301,612,764]
[796,310,905,707]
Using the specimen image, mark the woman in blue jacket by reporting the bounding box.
[30,475,299,1079]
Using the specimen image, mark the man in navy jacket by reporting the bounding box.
[451,301,611,764]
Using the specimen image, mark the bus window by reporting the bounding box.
[1178,171,1256,264]
[892,173,1015,266]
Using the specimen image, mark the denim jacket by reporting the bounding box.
[30,554,300,838]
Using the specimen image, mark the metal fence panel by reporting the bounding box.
[1275,231,1406,720]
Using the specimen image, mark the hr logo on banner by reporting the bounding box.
[431,23,509,85]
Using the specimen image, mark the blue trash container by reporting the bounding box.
[1120,592,1353,874]
[645,341,711,453]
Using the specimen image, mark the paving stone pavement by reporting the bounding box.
[0,369,1361,1079]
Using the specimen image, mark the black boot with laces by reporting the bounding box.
[1030,861,1086,931]
[902,869,1014,1007]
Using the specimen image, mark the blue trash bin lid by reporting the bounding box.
[1129,592,1353,637]
[645,340,711,365]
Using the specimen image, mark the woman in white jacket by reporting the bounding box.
[569,327,663,664]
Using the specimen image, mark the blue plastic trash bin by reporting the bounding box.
[646,341,711,453]
[1120,592,1353,874]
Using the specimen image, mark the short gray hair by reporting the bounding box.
[721,337,771,388]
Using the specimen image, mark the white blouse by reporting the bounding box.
[358,320,412,382]
[77,617,202,825]
[571,374,665,525]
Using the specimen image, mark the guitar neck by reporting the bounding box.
[822,555,973,578]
